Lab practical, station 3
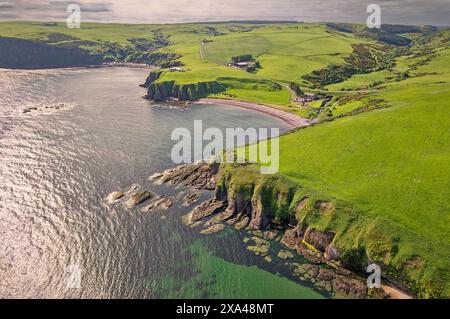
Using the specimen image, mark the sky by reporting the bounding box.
[0,0,448,26]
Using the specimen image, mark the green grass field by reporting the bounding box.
[202,35,272,64]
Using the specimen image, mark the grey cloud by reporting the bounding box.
[0,1,13,9]
[0,0,448,26]
[47,1,112,12]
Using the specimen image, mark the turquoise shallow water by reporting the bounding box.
[0,67,324,298]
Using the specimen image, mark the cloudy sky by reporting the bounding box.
[0,0,448,25]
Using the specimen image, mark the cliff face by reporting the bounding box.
[0,37,102,69]
[125,52,182,67]
[146,79,225,101]
[0,37,182,69]
[141,70,163,88]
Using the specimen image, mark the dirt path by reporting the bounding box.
[199,42,206,60]
[381,283,413,299]
[197,98,311,129]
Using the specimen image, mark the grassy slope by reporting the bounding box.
[0,21,160,45]
[240,30,450,296]
[278,83,450,244]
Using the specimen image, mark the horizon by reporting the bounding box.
[0,0,449,26]
[2,19,449,28]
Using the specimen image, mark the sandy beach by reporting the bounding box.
[197,98,312,129]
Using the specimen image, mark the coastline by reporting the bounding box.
[196,98,312,129]
[0,62,155,72]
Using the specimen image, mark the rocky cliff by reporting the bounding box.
[0,37,183,69]
[146,79,225,102]
[141,70,163,88]
[0,37,102,69]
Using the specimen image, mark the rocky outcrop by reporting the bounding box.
[141,196,174,213]
[141,70,163,88]
[146,80,225,102]
[248,196,272,230]
[314,200,335,213]
[22,103,68,114]
[105,185,159,210]
[150,162,219,190]
[203,209,235,227]
[183,193,199,206]
[303,227,335,253]
[281,226,300,249]
[332,275,367,299]
[200,224,225,235]
[0,37,102,69]
[106,191,125,205]
[186,199,225,225]
[124,191,155,209]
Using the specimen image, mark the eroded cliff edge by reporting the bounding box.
[142,70,224,102]
[152,162,449,298]
[0,37,182,69]
[0,37,102,69]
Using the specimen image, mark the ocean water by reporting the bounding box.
[0,67,324,299]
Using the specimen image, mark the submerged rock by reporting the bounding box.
[277,250,295,260]
[332,275,367,299]
[246,235,270,256]
[234,216,250,230]
[141,196,174,213]
[200,224,225,235]
[315,280,333,293]
[247,245,269,256]
[251,236,269,246]
[294,263,320,280]
[263,230,280,240]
